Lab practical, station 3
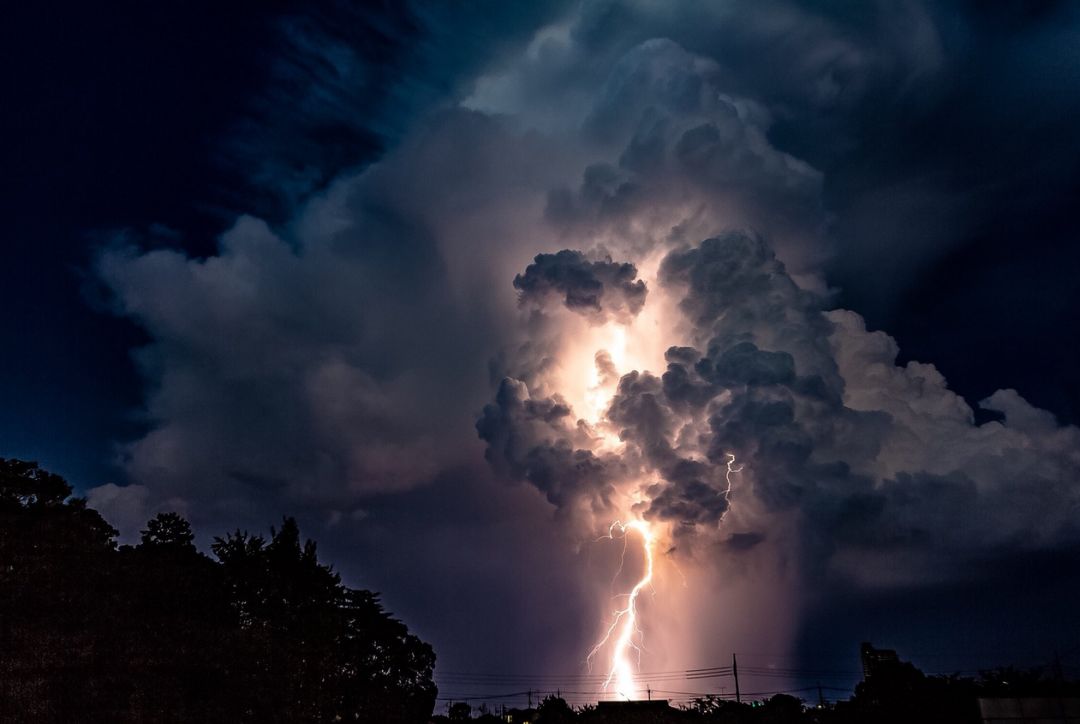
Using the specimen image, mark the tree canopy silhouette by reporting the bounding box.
[140,512,196,550]
[0,458,436,724]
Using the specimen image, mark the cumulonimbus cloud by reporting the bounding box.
[479,230,1080,588]
[89,0,1080,677]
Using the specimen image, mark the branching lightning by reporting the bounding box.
[586,519,655,700]
[584,454,743,700]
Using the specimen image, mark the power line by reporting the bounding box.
[435,683,859,706]
[433,645,1076,708]
[438,666,731,680]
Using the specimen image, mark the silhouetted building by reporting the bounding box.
[861,642,900,681]
[596,700,670,711]
[587,700,679,723]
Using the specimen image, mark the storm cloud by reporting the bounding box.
[84,0,1080,683]
[480,230,1080,588]
[514,250,647,323]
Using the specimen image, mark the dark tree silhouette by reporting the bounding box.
[448,701,473,721]
[0,458,119,721]
[537,695,576,723]
[843,659,981,724]
[140,512,196,550]
[212,519,437,723]
[0,459,437,724]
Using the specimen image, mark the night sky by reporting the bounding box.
[4,0,1080,705]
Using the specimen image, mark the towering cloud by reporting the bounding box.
[90,0,1080,682]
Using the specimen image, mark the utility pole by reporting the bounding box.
[647,685,651,701]
[733,653,741,704]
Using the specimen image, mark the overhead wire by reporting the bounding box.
[433,646,1075,707]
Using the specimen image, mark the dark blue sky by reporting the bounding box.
[4,0,1080,694]
[1,1,394,488]
[3,3,274,487]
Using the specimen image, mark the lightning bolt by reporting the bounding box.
[584,454,743,700]
[586,519,655,700]
[722,452,742,510]
[574,327,745,701]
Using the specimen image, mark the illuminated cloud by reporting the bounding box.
[481,230,1080,587]
[89,0,1080,683]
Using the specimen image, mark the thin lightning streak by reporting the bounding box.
[721,453,742,515]
[667,552,689,588]
[604,521,631,592]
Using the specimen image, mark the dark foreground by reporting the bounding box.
[0,459,436,723]
[438,673,1080,724]
[3,458,1078,724]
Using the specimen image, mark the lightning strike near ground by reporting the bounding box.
[585,455,744,700]
[587,519,656,700]
[565,301,747,700]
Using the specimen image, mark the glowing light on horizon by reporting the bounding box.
[586,519,655,700]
